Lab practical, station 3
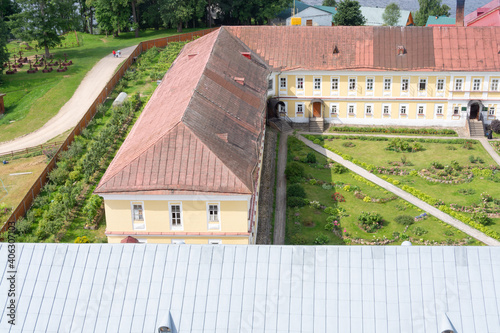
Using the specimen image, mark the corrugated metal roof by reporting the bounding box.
[95,28,269,196]
[426,16,456,26]
[1,244,499,333]
[313,5,337,14]
[225,26,500,72]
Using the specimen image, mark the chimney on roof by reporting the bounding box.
[456,0,465,26]
[241,52,251,60]
[333,45,339,54]
[188,53,198,60]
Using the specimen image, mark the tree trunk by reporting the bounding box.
[90,9,94,35]
[177,22,182,32]
[131,0,139,38]
[44,45,50,58]
[207,0,212,28]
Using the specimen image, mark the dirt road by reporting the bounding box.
[0,45,138,154]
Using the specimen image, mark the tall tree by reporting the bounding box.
[139,0,162,30]
[160,0,193,32]
[332,0,365,26]
[0,18,9,73]
[382,3,401,26]
[91,0,131,37]
[322,0,336,6]
[414,0,450,26]
[8,0,76,57]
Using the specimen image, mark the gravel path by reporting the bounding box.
[297,135,500,246]
[0,45,138,154]
[256,128,278,245]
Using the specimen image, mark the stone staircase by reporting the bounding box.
[469,120,485,137]
[269,118,293,133]
[309,118,324,133]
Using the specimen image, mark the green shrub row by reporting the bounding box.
[306,134,477,145]
[439,206,500,241]
[329,126,457,136]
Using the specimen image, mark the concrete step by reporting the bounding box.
[309,119,324,133]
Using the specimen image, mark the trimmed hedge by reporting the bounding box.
[439,206,500,241]
[329,126,457,136]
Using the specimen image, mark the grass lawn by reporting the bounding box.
[0,28,203,143]
[315,135,500,236]
[285,137,478,246]
[0,154,48,225]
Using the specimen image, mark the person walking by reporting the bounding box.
[112,50,116,57]
[117,50,121,58]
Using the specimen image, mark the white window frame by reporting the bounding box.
[169,202,183,231]
[472,78,482,91]
[383,77,392,95]
[490,79,499,91]
[348,104,356,116]
[295,103,304,117]
[207,202,221,230]
[330,77,339,95]
[455,78,463,91]
[296,76,304,93]
[280,76,288,91]
[131,201,146,230]
[418,78,427,96]
[348,77,357,95]
[401,77,409,95]
[417,104,426,116]
[268,78,273,91]
[382,104,391,116]
[313,77,322,94]
[437,78,445,96]
[399,104,408,116]
[365,103,374,116]
[330,103,339,116]
[278,102,287,117]
[209,239,222,245]
[171,239,185,244]
[453,106,460,115]
[435,104,444,116]
[366,77,374,95]
[489,107,496,116]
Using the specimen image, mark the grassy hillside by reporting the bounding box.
[0,28,202,143]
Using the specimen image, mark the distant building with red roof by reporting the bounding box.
[465,0,500,26]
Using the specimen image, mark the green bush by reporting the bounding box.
[287,183,306,199]
[413,226,428,236]
[290,235,307,245]
[48,167,70,186]
[332,163,348,174]
[285,162,305,183]
[287,197,307,208]
[324,207,337,215]
[305,152,317,163]
[75,236,90,243]
[358,211,384,233]
[491,119,500,134]
[394,215,414,225]
[313,234,330,245]
[472,211,493,226]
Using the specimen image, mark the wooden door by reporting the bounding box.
[306,19,313,26]
[313,102,321,118]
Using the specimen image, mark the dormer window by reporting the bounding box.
[397,45,406,55]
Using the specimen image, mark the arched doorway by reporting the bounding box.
[470,103,480,120]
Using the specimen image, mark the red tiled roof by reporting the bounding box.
[225,26,500,71]
[95,28,269,196]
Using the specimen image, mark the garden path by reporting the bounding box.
[479,138,500,166]
[297,135,500,246]
[0,45,138,154]
[274,133,289,245]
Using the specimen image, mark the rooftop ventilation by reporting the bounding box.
[333,45,339,54]
[397,45,406,55]
[241,52,251,60]
[234,77,245,85]
[216,133,228,142]
[187,53,198,60]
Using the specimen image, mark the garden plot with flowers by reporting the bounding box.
[302,134,500,242]
[285,136,478,246]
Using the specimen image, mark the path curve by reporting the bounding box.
[0,45,138,154]
[297,135,500,246]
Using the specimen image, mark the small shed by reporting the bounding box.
[0,93,5,114]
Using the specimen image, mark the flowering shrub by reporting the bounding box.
[332,192,346,202]
[358,211,384,233]
[325,219,341,232]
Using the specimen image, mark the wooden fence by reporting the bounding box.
[2,28,218,232]
[0,141,65,159]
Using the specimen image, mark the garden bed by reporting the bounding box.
[285,137,476,246]
[327,126,457,136]
[306,134,500,240]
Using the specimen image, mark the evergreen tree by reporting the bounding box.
[333,0,365,26]
[414,0,450,26]
[322,0,336,6]
[8,0,76,57]
[382,3,401,26]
